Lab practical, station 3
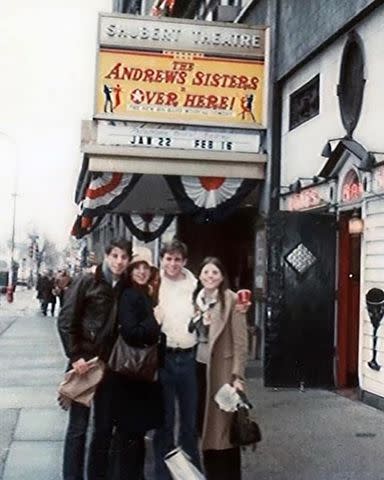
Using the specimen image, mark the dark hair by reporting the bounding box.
[126,263,161,306]
[160,238,188,259]
[193,256,229,308]
[105,238,132,257]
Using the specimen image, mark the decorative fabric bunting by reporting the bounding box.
[82,172,141,218]
[121,213,175,243]
[71,172,141,238]
[71,213,103,239]
[165,175,259,223]
[151,0,176,16]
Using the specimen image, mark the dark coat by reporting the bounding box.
[57,266,123,363]
[39,275,56,303]
[111,287,164,435]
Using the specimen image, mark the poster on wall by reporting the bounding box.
[95,48,265,128]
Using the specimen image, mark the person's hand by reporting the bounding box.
[233,378,245,392]
[235,301,252,314]
[154,305,164,325]
[72,358,90,375]
[57,394,71,411]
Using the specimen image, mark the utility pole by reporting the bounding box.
[8,193,18,287]
[0,131,18,303]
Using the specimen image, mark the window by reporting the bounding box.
[289,74,320,131]
[338,32,365,137]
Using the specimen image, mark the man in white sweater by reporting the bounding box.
[153,239,202,480]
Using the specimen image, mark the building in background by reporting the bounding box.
[237,0,384,408]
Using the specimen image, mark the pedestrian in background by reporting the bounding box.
[40,270,57,316]
[57,238,131,480]
[36,273,44,312]
[153,239,202,480]
[89,246,163,480]
[191,257,248,480]
[55,269,72,308]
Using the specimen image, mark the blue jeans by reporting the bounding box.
[63,401,90,480]
[87,374,115,480]
[153,349,201,480]
[62,375,115,480]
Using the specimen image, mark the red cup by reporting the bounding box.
[237,289,251,304]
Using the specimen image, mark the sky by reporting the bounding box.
[0,0,111,250]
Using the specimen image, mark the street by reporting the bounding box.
[1,289,384,479]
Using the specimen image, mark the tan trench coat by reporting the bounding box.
[201,289,248,451]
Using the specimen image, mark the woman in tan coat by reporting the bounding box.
[190,257,248,480]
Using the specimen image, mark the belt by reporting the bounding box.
[166,346,195,354]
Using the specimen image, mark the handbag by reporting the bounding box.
[230,402,262,447]
[57,357,105,408]
[108,334,158,382]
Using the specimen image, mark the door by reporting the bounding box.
[265,211,337,387]
[337,212,361,387]
[178,209,255,291]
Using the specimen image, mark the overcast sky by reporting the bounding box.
[0,0,111,250]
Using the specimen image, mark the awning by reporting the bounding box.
[73,120,266,238]
[72,171,260,239]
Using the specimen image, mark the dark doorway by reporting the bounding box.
[336,211,361,388]
[177,208,255,291]
[265,211,337,388]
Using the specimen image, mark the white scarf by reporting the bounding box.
[195,289,218,324]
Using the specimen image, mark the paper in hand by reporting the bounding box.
[214,383,244,412]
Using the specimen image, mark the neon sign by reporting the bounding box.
[341,170,362,202]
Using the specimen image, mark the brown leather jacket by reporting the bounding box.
[57,265,123,363]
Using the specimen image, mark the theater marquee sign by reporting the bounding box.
[98,14,265,58]
[95,14,267,129]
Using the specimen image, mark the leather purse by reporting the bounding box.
[230,405,262,447]
[108,334,158,382]
[58,357,105,408]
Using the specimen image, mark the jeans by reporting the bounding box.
[153,349,201,480]
[87,375,115,480]
[63,401,90,480]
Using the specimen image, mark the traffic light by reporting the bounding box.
[28,244,33,258]
[33,243,39,259]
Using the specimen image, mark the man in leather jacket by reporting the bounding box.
[57,238,131,480]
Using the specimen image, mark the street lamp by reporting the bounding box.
[0,132,18,303]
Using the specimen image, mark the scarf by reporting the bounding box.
[195,289,218,321]
[102,259,118,287]
[189,289,218,343]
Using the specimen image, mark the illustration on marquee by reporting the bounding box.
[97,48,264,126]
[239,94,256,122]
[103,84,114,113]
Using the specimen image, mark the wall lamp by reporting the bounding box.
[321,136,350,157]
[280,176,325,195]
[357,151,376,172]
[290,176,326,194]
[279,181,302,195]
[348,209,364,236]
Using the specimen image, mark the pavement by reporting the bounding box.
[1,289,384,479]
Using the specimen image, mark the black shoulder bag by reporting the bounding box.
[230,392,262,448]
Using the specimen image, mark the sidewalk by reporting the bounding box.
[242,376,384,480]
[1,289,384,479]
[0,289,66,480]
